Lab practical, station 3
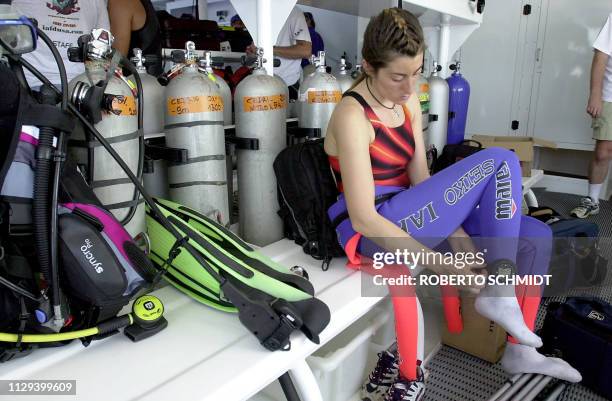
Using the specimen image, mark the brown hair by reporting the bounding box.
[349,8,424,90]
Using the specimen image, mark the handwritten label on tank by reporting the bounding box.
[167,95,224,116]
[108,95,137,116]
[243,94,287,112]
[307,90,341,104]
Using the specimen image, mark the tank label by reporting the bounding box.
[243,94,287,112]
[418,83,430,114]
[167,95,224,115]
[109,95,137,116]
[306,90,342,104]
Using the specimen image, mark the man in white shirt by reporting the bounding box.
[13,0,110,87]
[572,12,612,218]
[273,6,311,99]
[249,6,311,99]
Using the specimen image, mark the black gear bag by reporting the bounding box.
[273,138,345,270]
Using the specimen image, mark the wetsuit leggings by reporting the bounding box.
[357,148,552,380]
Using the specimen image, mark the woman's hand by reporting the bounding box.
[432,227,487,292]
[429,255,486,293]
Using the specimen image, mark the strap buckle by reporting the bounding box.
[261,300,304,352]
[152,236,189,285]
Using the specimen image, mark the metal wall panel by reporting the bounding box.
[530,0,611,149]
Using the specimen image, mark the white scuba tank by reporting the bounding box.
[334,54,354,94]
[234,48,288,246]
[200,51,233,126]
[68,29,145,237]
[427,61,449,154]
[297,51,342,138]
[131,49,169,200]
[300,54,316,86]
[164,42,229,225]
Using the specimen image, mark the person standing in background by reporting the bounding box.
[13,0,109,87]
[301,11,324,67]
[228,14,253,53]
[108,0,162,76]
[249,6,311,99]
[230,14,245,30]
[571,12,612,218]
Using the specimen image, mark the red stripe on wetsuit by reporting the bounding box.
[328,91,415,192]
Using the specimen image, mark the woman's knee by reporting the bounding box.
[594,145,611,163]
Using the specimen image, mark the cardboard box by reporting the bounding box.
[441,296,507,363]
[471,135,557,177]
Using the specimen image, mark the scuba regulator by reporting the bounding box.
[67,29,134,124]
[0,295,167,344]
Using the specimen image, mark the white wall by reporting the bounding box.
[456,0,612,197]
[298,5,359,72]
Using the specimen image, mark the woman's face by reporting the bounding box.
[368,52,423,104]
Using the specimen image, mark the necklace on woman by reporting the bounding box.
[366,77,400,118]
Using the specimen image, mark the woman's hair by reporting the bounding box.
[349,8,424,90]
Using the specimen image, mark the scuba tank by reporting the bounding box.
[163,41,229,226]
[446,61,471,145]
[417,73,430,133]
[132,49,164,136]
[300,54,317,85]
[199,52,233,214]
[200,51,233,126]
[234,48,288,246]
[297,51,342,138]
[132,49,169,200]
[427,61,449,155]
[68,29,145,237]
[334,53,354,93]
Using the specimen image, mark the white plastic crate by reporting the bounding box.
[370,297,396,348]
[306,308,390,401]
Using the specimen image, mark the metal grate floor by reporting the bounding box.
[421,190,612,401]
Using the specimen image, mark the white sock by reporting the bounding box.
[474,292,542,348]
[589,183,602,203]
[501,343,582,383]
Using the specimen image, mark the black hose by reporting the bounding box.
[34,26,69,317]
[32,120,54,286]
[0,276,40,302]
[115,54,144,227]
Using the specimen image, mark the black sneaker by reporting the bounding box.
[361,350,399,401]
[383,368,425,401]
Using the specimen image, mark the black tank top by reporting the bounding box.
[129,0,162,76]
